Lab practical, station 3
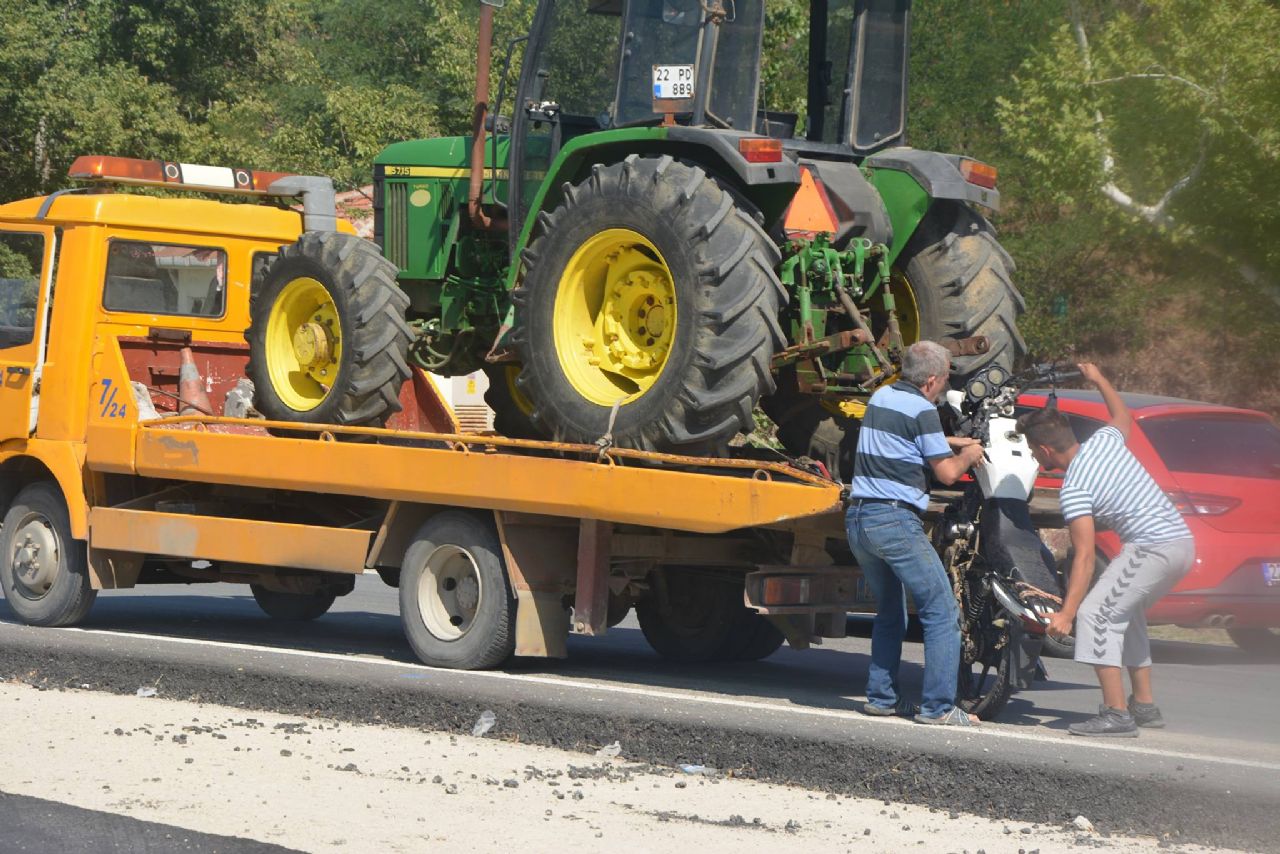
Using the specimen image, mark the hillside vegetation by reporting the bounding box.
[3,0,1277,412]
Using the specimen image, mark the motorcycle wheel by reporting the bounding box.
[957,643,1015,721]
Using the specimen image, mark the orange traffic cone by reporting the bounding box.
[178,347,213,416]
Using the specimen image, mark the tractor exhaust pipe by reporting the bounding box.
[468,1,505,231]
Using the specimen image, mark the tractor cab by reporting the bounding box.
[505,0,910,231]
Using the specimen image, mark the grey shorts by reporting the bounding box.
[1074,538,1195,668]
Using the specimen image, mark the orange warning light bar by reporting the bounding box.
[782,167,839,238]
[738,138,783,163]
[959,158,998,190]
[67,155,295,195]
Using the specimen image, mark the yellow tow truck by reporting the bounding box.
[0,156,854,669]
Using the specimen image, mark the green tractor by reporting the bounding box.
[246,0,1023,471]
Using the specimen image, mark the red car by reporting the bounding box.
[1017,390,1280,655]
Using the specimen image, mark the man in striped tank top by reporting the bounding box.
[1017,364,1194,737]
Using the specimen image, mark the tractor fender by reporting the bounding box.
[0,440,91,540]
[864,148,1001,212]
[800,159,894,249]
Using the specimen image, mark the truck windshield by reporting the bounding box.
[616,0,763,129]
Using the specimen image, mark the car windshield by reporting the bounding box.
[1141,414,1280,479]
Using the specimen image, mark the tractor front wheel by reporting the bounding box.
[511,155,786,455]
[246,231,413,428]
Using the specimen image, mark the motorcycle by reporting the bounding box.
[935,363,1074,720]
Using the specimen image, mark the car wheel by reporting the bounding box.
[1227,627,1280,657]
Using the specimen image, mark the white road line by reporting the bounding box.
[27,623,1279,774]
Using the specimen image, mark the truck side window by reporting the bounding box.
[103,241,228,318]
[0,232,44,349]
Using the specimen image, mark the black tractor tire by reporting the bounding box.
[898,201,1026,380]
[511,154,786,455]
[398,511,515,670]
[482,364,540,439]
[250,584,336,621]
[1227,627,1280,657]
[246,231,413,428]
[0,481,96,627]
[635,570,746,662]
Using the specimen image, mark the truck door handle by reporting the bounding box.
[5,366,31,376]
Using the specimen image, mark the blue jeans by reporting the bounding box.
[846,501,962,718]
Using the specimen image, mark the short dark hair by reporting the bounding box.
[1015,405,1077,452]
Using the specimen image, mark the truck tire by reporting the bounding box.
[246,231,413,428]
[635,571,744,662]
[726,610,786,661]
[511,155,786,455]
[249,584,336,621]
[0,481,96,627]
[766,201,1024,467]
[399,511,515,670]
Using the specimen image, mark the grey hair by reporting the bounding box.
[900,340,951,388]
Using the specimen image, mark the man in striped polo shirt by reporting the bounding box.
[1017,363,1194,737]
[847,341,986,726]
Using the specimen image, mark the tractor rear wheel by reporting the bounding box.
[246,231,413,428]
[511,155,786,455]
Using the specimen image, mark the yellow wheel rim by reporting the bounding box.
[888,269,921,348]
[553,228,678,407]
[266,276,342,412]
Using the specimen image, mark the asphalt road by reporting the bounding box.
[3,576,1278,850]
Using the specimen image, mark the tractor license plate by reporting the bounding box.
[1264,562,1280,587]
[652,65,695,100]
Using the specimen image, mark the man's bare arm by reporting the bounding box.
[1060,515,1097,618]
[929,443,985,485]
[1079,362,1131,440]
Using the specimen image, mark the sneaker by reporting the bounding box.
[863,699,920,718]
[913,706,979,727]
[1069,706,1139,738]
[1127,695,1166,729]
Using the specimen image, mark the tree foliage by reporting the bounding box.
[1,0,1277,408]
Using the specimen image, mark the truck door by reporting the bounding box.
[0,226,56,441]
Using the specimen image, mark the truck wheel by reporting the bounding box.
[1227,627,1280,657]
[246,231,413,428]
[726,610,786,661]
[399,511,515,670]
[249,585,336,621]
[0,482,96,627]
[511,155,785,455]
[482,364,540,439]
[635,571,743,662]
[764,202,1022,471]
